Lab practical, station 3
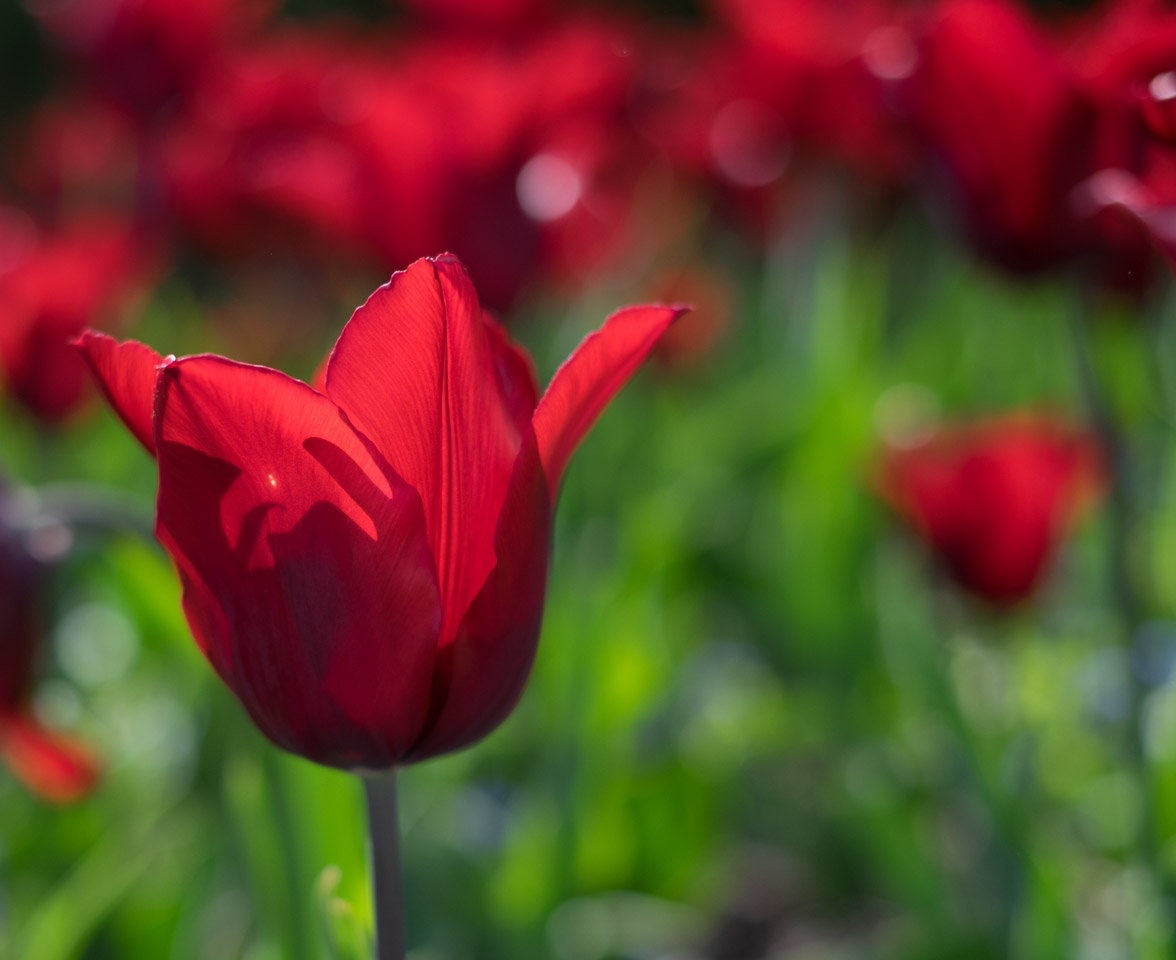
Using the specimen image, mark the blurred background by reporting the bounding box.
[6,0,1176,957]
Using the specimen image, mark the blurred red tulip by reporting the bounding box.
[875,415,1104,606]
[7,96,141,216]
[29,0,272,120]
[901,0,1095,274]
[0,487,99,804]
[1055,0,1176,282]
[712,0,914,183]
[161,19,638,305]
[0,211,148,422]
[77,254,685,768]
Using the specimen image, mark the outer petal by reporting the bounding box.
[407,431,550,761]
[532,304,687,497]
[74,331,164,455]
[154,355,441,769]
[323,254,525,648]
[0,712,100,804]
[409,302,683,759]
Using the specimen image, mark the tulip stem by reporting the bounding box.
[363,773,406,960]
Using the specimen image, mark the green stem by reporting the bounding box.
[363,773,405,960]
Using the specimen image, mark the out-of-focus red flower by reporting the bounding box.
[901,0,1096,274]
[77,254,685,769]
[161,19,638,306]
[0,486,99,803]
[874,415,1104,606]
[7,96,141,216]
[160,29,378,264]
[1054,1,1176,281]
[711,0,914,183]
[0,211,149,422]
[1063,0,1176,108]
[29,0,273,120]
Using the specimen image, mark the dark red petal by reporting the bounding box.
[74,331,164,455]
[407,431,551,761]
[532,304,686,496]
[324,255,523,648]
[154,355,441,769]
[0,712,100,804]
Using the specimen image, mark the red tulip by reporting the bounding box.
[0,486,100,804]
[710,0,914,182]
[30,0,272,120]
[161,19,638,307]
[874,415,1104,606]
[77,254,684,768]
[901,0,1096,274]
[1058,1,1176,282]
[0,211,148,422]
[7,96,141,216]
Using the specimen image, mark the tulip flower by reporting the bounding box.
[0,211,148,423]
[29,0,272,120]
[713,0,914,183]
[0,482,100,804]
[78,253,682,957]
[874,415,1104,606]
[900,0,1095,275]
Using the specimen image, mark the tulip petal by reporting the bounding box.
[0,712,100,804]
[74,331,164,455]
[154,356,442,769]
[324,255,525,647]
[410,303,683,759]
[407,431,551,761]
[532,304,686,496]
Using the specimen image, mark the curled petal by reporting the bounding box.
[533,304,687,497]
[74,331,165,455]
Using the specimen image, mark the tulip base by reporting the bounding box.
[363,773,405,960]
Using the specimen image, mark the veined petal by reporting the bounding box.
[74,331,165,456]
[408,431,550,761]
[532,304,686,497]
[324,254,524,648]
[411,303,683,758]
[154,356,441,769]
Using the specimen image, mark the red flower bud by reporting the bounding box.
[77,254,685,768]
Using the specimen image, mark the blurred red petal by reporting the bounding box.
[0,713,100,805]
